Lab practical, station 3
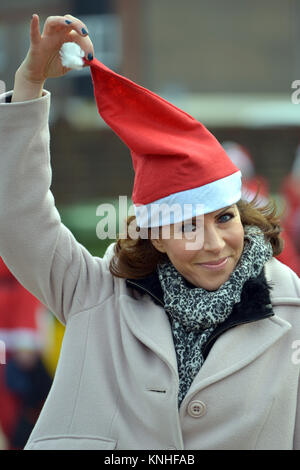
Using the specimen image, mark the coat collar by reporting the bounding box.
[124,264,291,397]
[126,267,274,359]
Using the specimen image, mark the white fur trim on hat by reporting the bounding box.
[134,171,242,227]
[59,42,85,70]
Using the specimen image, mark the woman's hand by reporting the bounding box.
[12,14,94,102]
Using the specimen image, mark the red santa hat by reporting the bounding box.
[60,43,241,227]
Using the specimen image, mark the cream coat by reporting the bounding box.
[0,91,300,450]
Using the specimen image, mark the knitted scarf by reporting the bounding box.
[157,225,273,406]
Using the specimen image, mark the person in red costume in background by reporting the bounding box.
[222,141,300,277]
[280,144,300,256]
[0,257,52,449]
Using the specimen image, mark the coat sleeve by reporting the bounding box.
[0,91,114,325]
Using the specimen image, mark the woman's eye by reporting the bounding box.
[218,212,234,223]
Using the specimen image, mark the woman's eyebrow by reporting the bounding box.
[215,205,234,217]
[180,205,235,226]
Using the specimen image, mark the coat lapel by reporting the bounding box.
[182,314,291,405]
[120,293,179,377]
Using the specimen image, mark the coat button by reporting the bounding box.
[187,400,206,418]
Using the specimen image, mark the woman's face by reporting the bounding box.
[151,204,244,291]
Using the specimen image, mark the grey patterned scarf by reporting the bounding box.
[157,225,273,406]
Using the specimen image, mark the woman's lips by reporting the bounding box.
[197,257,228,270]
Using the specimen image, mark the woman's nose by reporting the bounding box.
[203,227,226,253]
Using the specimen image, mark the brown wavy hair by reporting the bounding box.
[109,193,284,280]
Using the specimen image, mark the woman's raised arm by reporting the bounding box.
[0,15,114,324]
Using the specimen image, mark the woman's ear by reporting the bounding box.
[151,238,166,254]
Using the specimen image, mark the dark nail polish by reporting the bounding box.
[65,20,72,24]
[87,53,93,61]
[81,27,88,35]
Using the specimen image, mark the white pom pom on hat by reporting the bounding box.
[59,42,85,70]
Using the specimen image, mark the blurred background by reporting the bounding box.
[1,0,300,449]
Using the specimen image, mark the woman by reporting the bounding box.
[0,14,300,450]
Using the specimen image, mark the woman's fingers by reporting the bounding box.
[67,30,94,61]
[64,14,94,61]
[40,14,94,60]
[42,14,89,38]
[63,14,89,36]
[30,14,41,45]
[23,13,94,82]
